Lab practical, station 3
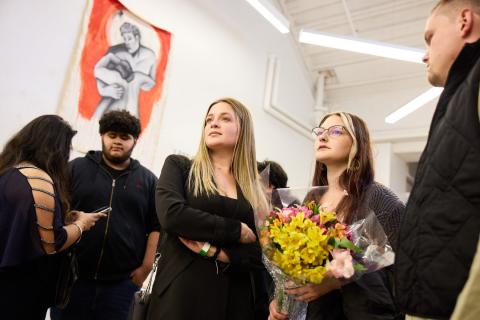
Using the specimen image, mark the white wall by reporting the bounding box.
[390,152,409,201]
[374,142,409,202]
[0,0,316,186]
[374,143,393,187]
[0,0,87,138]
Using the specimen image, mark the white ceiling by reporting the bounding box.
[278,0,438,149]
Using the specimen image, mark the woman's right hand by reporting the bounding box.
[72,211,107,232]
[239,222,256,243]
[268,299,288,320]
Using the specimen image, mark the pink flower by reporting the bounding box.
[303,209,313,218]
[311,215,320,224]
[298,206,309,212]
[278,208,293,222]
[327,249,355,279]
[346,231,353,241]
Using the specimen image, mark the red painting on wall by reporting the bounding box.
[59,0,172,166]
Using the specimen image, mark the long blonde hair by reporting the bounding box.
[188,98,267,211]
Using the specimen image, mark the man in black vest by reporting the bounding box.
[395,1,480,319]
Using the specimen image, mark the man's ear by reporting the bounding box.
[459,9,474,37]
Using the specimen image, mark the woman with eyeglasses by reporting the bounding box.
[268,112,405,320]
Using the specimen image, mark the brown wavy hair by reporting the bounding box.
[0,115,76,217]
[312,112,374,223]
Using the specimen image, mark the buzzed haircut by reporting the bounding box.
[433,0,480,15]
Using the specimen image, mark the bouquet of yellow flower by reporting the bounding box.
[261,201,365,285]
[256,186,394,319]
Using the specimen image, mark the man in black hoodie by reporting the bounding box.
[52,110,160,320]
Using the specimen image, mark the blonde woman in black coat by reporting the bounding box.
[147,98,267,320]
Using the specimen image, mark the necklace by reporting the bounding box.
[320,189,349,211]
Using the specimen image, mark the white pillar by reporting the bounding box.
[373,142,409,201]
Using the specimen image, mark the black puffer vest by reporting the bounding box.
[395,40,480,319]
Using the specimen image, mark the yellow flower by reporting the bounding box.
[320,210,337,225]
[267,212,334,284]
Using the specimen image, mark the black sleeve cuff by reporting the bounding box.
[214,216,241,245]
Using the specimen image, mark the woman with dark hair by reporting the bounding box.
[0,115,106,320]
[268,112,405,320]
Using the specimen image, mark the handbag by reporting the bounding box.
[54,248,78,309]
[127,252,161,320]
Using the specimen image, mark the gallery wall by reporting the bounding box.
[0,0,317,187]
[0,0,423,199]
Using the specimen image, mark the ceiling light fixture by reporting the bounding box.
[385,87,443,124]
[299,29,424,64]
[244,0,290,34]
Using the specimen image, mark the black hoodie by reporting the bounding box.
[70,151,159,281]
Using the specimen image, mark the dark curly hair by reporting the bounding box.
[257,160,288,189]
[99,110,141,138]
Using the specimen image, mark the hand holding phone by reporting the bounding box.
[74,210,108,232]
[93,206,112,214]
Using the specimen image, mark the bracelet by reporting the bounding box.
[199,242,211,257]
[211,246,221,260]
[72,222,83,243]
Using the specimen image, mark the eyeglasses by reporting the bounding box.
[311,125,347,138]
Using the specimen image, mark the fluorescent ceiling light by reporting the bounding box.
[299,29,424,64]
[385,87,443,124]
[245,0,290,34]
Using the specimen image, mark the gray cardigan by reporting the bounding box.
[307,182,405,320]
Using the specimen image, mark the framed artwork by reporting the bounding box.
[58,0,171,167]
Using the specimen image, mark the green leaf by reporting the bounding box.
[312,204,320,215]
[337,238,363,254]
[328,238,337,247]
[353,263,368,272]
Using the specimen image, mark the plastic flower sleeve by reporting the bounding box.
[347,211,395,275]
[262,252,308,319]
[255,186,395,319]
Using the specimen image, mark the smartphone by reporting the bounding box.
[93,206,112,214]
